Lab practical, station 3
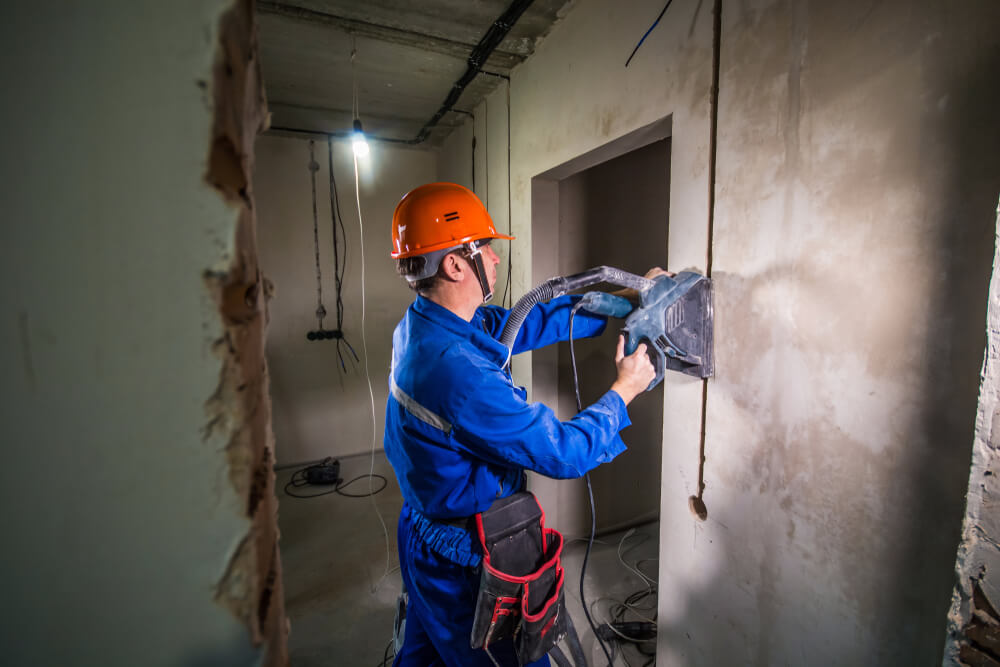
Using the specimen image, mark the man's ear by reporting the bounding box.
[439,252,466,282]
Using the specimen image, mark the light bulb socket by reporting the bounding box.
[353,118,363,133]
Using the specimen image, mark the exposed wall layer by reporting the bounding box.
[945,201,1000,666]
[205,2,288,663]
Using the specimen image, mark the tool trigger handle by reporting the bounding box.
[622,330,665,392]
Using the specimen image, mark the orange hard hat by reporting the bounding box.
[390,182,514,259]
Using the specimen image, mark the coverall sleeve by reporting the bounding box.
[479,295,607,354]
[448,356,630,479]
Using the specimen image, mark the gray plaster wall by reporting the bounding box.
[439,0,1000,663]
[254,134,436,463]
[0,2,275,665]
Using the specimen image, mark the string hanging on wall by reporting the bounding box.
[305,139,359,374]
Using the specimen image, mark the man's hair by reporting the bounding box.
[396,255,438,293]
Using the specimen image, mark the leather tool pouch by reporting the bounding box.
[469,491,567,663]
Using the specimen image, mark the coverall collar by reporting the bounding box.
[412,295,510,369]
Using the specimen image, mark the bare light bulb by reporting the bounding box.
[352,118,370,158]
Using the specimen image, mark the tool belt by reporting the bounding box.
[469,491,567,664]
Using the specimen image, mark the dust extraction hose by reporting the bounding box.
[499,266,650,358]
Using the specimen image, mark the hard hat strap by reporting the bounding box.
[466,243,493,303]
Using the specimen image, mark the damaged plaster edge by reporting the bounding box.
[199,0,287,664]
[943,198,1000,665]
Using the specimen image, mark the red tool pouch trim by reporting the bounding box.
[469,492,568,664]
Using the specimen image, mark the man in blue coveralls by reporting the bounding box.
[384,182,658,666]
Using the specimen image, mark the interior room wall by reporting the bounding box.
[438,0,1000,663]
[0,1,286,664]
[254,134,437,464]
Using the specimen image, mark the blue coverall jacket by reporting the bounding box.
[384,294,633,666]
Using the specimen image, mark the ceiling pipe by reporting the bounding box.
[408,0,533,145]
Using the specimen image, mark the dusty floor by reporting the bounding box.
[277,452,659,666]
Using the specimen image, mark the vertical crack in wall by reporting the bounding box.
[202,1,288,664]
[945,199,1000,666]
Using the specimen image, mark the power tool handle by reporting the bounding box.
[623,330,664,392]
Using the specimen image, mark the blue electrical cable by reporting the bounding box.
[625,0,675,67]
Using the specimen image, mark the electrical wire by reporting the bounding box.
[378,638,394,667]
[354,149,393,594]
[624,0,675,68]
[569,302,615,667]
[308,141,327,328]
[501,78,513,309]
[349,40,393,594]
[282,461,388,499]
[327,135,360,373]
[570,304,660,665]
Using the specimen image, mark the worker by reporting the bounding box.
[384,182,658,666]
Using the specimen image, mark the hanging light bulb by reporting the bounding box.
[352,118,369,158]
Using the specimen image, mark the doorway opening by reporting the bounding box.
[530,116,671,538]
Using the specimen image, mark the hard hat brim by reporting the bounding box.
[391,232,516,259]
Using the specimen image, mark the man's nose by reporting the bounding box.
[486,245,500,264]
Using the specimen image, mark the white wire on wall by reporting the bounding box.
[353,148,392,593]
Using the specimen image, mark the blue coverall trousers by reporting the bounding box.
[393,508,550,667]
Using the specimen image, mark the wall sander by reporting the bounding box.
[500,266,714,385]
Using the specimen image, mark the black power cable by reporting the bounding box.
[568,303,615,667]
[377,638,394,667]
[283,459,387,499]
[569,304,660,666]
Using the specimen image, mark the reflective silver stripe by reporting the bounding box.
[390,376,452,433]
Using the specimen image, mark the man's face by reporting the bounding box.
[480,241,500,293]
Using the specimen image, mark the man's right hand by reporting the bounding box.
[610,335,656,405]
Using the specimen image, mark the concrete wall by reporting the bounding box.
[255,134,437,463]
[439,0,1000,663]
[0,1,286,664]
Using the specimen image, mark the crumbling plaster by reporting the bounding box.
[945,201,1000,665]
[439,0,1000,663]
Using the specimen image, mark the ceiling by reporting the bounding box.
[256,0,574,146]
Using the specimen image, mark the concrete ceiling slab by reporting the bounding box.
[257,0,574,145]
